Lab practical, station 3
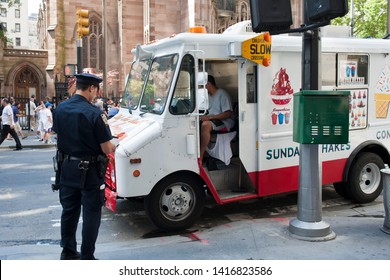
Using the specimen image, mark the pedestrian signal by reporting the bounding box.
[249,0,292,33]
[307,0,348,23]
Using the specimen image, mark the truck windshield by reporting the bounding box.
[139,54,179,114]
[122,59,151,111]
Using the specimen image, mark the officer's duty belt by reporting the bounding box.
[63,154,98,163]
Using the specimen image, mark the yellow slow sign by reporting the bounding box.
[242,32,271,66]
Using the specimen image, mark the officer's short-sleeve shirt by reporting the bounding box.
[53,94,112,157]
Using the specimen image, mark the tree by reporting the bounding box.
[0,0,20,46]
[332,0,388,38]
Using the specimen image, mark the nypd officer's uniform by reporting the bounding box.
[53,73,113,260]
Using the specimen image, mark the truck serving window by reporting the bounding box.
[170,54,195,115]
[140,54,179,114]
[338,54,368,87]
[122,59,151,111]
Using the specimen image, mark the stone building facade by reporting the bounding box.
[0,43,48,101]
[35,0,303,99]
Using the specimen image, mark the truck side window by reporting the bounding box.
[322,53,336,87]
[170,54,196,115]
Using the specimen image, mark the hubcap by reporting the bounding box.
[159,184,194,221]
[359,163,381,194]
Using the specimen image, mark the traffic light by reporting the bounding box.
[76,9,89,38]
[307,0,348,23]
[249,0,292,33]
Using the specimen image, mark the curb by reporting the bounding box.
[1,144,56,149]
[0,143,56,150]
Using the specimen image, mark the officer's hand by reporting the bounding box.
[101,140,116,154]
[111,137,120,147]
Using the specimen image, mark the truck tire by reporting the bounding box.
[144,174,205,231]
[333,181,350,199]
[347,152,384,203]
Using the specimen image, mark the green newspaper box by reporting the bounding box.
[293,90,349,144]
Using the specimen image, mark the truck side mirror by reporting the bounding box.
[196,72,208,111]
[196,88,208,111]
[197,72,208,85]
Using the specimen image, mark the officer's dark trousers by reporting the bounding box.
[60,183,103,260]
[0,125,22,149]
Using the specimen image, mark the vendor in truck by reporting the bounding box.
[199,75,235,163]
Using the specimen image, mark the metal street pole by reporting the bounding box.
[102,0,107,98]
[387,0,390,35]
[77,39,82,74]
[288,0,335,241]
[351,0,355,37]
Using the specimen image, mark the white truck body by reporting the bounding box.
[105,21,390,231]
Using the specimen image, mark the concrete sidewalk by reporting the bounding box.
[0,201,389,260]
[0,132,56,150]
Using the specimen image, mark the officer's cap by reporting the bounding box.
[75,73,103,87]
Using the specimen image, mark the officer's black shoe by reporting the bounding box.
[60,250,81,260]
[13,147,23,151]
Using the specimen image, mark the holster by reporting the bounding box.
[52,150,63,191]
[97,155,109,178]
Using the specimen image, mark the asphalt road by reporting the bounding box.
[0,145,372,248]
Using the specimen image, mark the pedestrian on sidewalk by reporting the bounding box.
[26,96,37,132]
[36,101,45,141]
[12,102,28,139]
[53,73,116,260]
[0,98,22,150]
[42,102,53,144]
[0,99,5,133]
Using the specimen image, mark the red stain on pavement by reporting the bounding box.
[187,232,209,244]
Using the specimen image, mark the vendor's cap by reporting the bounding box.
[45,101,53,107]
[75,73,103,86]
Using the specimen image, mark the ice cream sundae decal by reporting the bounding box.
[271,68,294,105]
[270,68,293,125]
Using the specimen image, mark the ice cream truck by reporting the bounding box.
[105,21,390,231]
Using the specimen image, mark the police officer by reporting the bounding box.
[53,73,116,260]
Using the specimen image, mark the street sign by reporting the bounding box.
[242,32,272,66]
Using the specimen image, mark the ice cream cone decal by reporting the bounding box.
[374,94,390,118]
[375,66,390,118]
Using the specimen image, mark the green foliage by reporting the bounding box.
[332,0,388,38]
[0,0,19,10]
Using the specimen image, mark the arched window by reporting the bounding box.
[239,1,249,21]
[82,17,103,71]
[217,0,235,11]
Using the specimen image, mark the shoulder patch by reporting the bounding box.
[101,114,109,125]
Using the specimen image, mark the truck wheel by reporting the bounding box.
[144,174,205,231]
[348,152,384,203]
[333,181,350,199]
